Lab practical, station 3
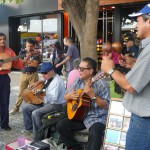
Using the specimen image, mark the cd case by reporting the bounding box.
[17,144,39,150]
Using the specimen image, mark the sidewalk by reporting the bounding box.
[0,72,32,149]
[0,71,67,149]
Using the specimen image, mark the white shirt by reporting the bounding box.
[44,74,66,104]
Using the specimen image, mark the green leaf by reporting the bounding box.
[0,0,24,4]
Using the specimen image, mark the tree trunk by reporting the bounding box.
[62,0,99,60]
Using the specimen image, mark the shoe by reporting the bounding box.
[1,125,11,131]
[9,108,19,115]
[21,129,32,135]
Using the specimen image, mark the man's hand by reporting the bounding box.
[118,54,136,69]
[55,63,61,68]
[25,52,32,60]
[65,89,80,101]
[101,53,115,74]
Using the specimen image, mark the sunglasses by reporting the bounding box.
[78,66,92,72]
[41,72,48,75]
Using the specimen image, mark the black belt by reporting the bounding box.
[22,72,36,75]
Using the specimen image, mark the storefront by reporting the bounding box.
[98,0,149,43]
[9,11,64,61]
[0,0,61,62]
[1,0,149,61]
[96,0,149,64]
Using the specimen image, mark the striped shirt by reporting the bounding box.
[123,37,150,117]
[67,78,110,129]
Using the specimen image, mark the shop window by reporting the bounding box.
[16,13,62,62]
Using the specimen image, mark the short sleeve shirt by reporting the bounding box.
[66,44,79,72]
[123,37,150,117]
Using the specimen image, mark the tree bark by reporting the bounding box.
[62,0,99,60]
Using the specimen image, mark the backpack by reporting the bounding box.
[37,111,67,141]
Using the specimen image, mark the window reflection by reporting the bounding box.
[18,14,58,61]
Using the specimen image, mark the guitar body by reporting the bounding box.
[67,89,91,121]
[22,82,45,105]
[67,71,105,121]
[0,53,12,69]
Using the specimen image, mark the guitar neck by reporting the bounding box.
[3,54,25,64]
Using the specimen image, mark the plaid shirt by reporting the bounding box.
[67,78,110,129]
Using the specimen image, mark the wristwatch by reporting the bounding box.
[108,68,115,76]
[91,96,96,101]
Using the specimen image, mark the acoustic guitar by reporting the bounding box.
[67,71,105,121]
[22,81,45,105]
[0,51,40,69]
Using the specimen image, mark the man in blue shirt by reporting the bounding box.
[57,57,110,150]
[122,35,139,58]
[22,62,66,141]
[55,37,79,74]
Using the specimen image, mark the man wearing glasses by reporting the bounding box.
[57,57,110,150]
[22,62,66,141]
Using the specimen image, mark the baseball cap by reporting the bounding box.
[124,36,134,42]
[129,3,150,17]
[38,62,53,73]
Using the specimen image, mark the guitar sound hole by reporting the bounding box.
[72,104,78,111]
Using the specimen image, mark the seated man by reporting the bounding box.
[56,57,110,150]
[22,62,66,141]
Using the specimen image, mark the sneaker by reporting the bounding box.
[21,129,32,135]
[9,108,19,115]
[1,125,11,131]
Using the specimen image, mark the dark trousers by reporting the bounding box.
[56,117,105,150]
[0,74,10,127]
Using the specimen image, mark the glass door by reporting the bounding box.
[97,6,114,69]
[97,7,114,44]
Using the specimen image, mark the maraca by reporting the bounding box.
[112,42,122,53]
[102,42,112,54]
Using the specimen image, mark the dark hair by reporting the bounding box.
[26,39,35,46]
[0,33,6,38]
[142,14,150,22]
[82,57,97,75]
[67,37,74,44]
[54,41,61,50]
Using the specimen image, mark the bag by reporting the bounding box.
[37,111,67,141]
[42,137,67,150]
[30,141,50,150]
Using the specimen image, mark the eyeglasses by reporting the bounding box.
[41,72,48,75]
[78,66,92,72]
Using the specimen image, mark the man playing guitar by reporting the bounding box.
[57,57,110,150]
[0,32,25,130]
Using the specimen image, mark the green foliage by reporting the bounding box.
[0,0,23,4]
